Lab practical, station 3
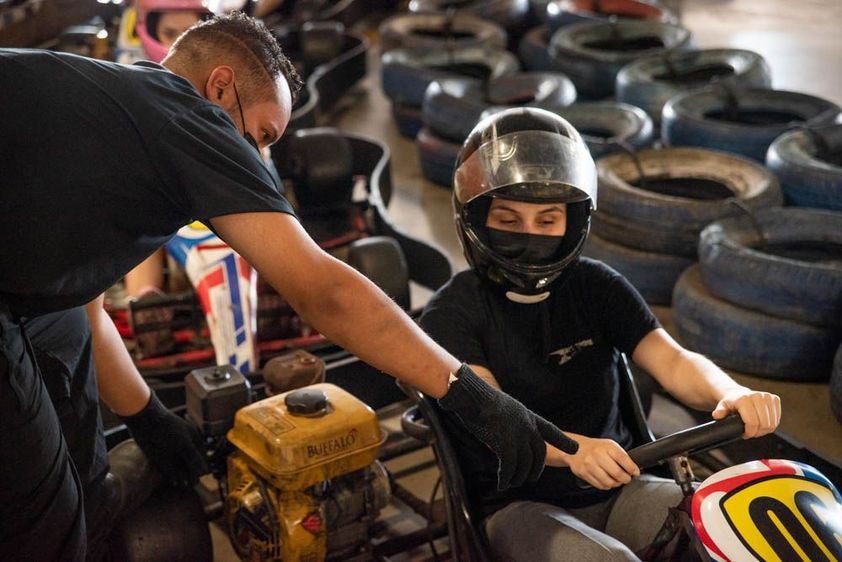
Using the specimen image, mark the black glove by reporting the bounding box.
[120,392,208,487]
[438,364,579,491]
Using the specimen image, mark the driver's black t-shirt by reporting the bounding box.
[0,49,294,316]
[419,258,660,515]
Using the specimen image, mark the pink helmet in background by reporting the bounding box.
[136,0,247,62]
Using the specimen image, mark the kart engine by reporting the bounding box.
[186,367,390,561]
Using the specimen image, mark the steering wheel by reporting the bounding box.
[628,415,745,470]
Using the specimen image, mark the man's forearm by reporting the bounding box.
[293,261,458,398]
[85,297,151,416]
[660,348,743,410]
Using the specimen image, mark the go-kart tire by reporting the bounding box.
[519,25,557,71]
[299,21,346,70]
[392,101,424,138]
[379,12,507,53]
[616,49,771,125]
[381,46,520,106]
[766,124,842,211]
[348,236,411,310]
[422,72,577,142]
[662,87,841,162]
[672,266,839,381]
[108,486,212,562]
[549,20,691,99]
[416,127,460,188]
[555,101,654,158]
[698,208,842,328]
[831,344,842,425]
[546,0,676,33]
[597,147,783,235]
[583,233,693,305]
[409,0,530,31]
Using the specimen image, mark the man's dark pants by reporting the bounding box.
[0,303,108,561]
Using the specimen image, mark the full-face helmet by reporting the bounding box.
[453,107,597,301]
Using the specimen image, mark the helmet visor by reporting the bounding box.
[454,130,598,209]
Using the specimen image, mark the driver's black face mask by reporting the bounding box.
[487,228,564,264]
[233,81,260,155]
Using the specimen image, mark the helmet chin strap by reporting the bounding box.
[505,290,550,304]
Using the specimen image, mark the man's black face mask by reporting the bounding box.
[487,228,564,265]
[233,81,260,154]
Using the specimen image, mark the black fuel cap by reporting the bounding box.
[285,388,329,417]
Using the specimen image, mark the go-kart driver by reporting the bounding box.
[0,14,578,561]
[419,108,782,562]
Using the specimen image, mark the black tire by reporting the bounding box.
[546,0,676,33]
[409,0,530,31]
[597,147,783,234]
[416,126,461,187]
[381,46,520,106]
[555,101,654,158]
[766,124,842,211]
[672,266,840,381]
[549,20,691,99]
[379,12,507,53]
[698,207,842,328]
[422,72,577,142]
[108,487,212,562]
[392,101,424,138]
[663,87,840,162]
[583,233,694,305]
[348,236,411,310]
[831,343,842,425]
[299,21,346,70]
[616,49,772,124]
[519,25,557,71]
[591,207,701,257]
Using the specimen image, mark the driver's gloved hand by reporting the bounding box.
[438,364,579,491]
[120,391,208,487]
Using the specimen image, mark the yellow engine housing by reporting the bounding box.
[226,383,387,561]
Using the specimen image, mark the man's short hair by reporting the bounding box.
[171,12,303,104]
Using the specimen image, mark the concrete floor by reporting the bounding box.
[213,0,842,559]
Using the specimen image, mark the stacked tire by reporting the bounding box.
[381,45,519,138]
[545,0,676,33]
[673,208,842,382]
[662,87,840,161]
[616,48,772,124]
[417,72,577,186]
[584,147,783,305]
[766,123,842,211]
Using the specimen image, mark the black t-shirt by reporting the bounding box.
[419,258,660,514]
[0,49,294,316]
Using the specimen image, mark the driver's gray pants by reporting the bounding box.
[485,474,683,562]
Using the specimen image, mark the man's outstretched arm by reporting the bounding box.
[211,211,579,489]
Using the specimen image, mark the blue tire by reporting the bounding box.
[519,25,557,71]
[673,266,840,381]
[392,102,424,139]
[556,101,654,158]
[597,147,783,237]
[416,127,461,188]
[583,233,693,305]
[381,46,520,106]
[422,72,577,142]
[617,49,771,124]
[698,208,842,328]
[766,124,842,211]
[549,20,691,99]
[832,344,842,425]
[663,87,840,162]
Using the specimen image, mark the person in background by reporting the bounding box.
[420,107,781,562]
